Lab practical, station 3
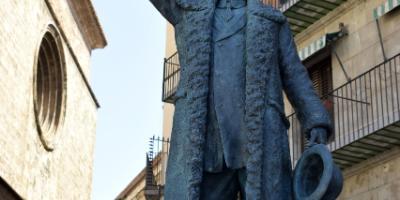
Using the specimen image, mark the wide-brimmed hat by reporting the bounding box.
[293,144,343,200]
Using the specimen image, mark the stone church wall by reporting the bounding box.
[0,0,98,199]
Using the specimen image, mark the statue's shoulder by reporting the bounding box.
[175,0,211,11]
[248,1,286,24]
[150,0,183,25]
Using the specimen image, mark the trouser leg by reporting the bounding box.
[200,168,241,200]
[237,168,247,200]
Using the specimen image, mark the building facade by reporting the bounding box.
[121,0,400,199]
[0,0,106,199]
[116,137,170,200]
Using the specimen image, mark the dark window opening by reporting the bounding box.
[302,53,334,149]
[0,177,22,200]
[34,25,66,151]
[308,58,333,100]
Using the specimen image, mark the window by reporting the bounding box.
[308,58,333,99]
[301,54,333,149]
[33,25,66,151]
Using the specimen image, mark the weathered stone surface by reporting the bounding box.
[0,0,104,199]
[338,148,400,200]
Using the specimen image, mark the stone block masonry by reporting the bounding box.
[0,0,105,199]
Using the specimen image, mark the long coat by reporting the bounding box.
[150,0,333,199]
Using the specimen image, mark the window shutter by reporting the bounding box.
[262,0,281,8]
[308,59,332,99]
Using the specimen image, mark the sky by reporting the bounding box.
[90,1,167,199]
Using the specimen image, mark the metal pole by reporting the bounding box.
[332,47,351,82]
[375,19,387,62]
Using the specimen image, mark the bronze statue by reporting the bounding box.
[150,0,341,199]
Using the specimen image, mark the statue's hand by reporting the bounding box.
[308,128,328,148]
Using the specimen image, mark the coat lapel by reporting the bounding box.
[178,1,214,199]
[213,8,246,42]
[245,1,286,199]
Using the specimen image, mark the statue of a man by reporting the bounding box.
[150,0,332,199]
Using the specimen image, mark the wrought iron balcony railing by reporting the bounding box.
[162,52,180,103]
[289,53,400,169]
[161,51,400,170]
[144,136,170,200]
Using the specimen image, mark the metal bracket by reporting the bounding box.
[329,94,370,105]
[375,19,387,62]
[330,23,351,83]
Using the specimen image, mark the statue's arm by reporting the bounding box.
[278,21,332,139]
[149,0,182,26]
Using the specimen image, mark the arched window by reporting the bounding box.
[34,25,66,151]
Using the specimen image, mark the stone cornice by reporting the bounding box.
[115,168,146,199]
[294,0,359,46]
[68,0,107,49]
[45,0,101,107]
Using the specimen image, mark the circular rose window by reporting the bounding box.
[33,25,66,151]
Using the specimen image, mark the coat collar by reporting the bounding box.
[247,0,286,23]
[175,0,213,10]
[175,0,286,23]
[213,7,246,42]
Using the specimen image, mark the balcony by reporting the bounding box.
[162,52,400,170]
[162,52,180,103]
[289,53,400,169]
[279,0,348,35]
[144,136,170,199]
